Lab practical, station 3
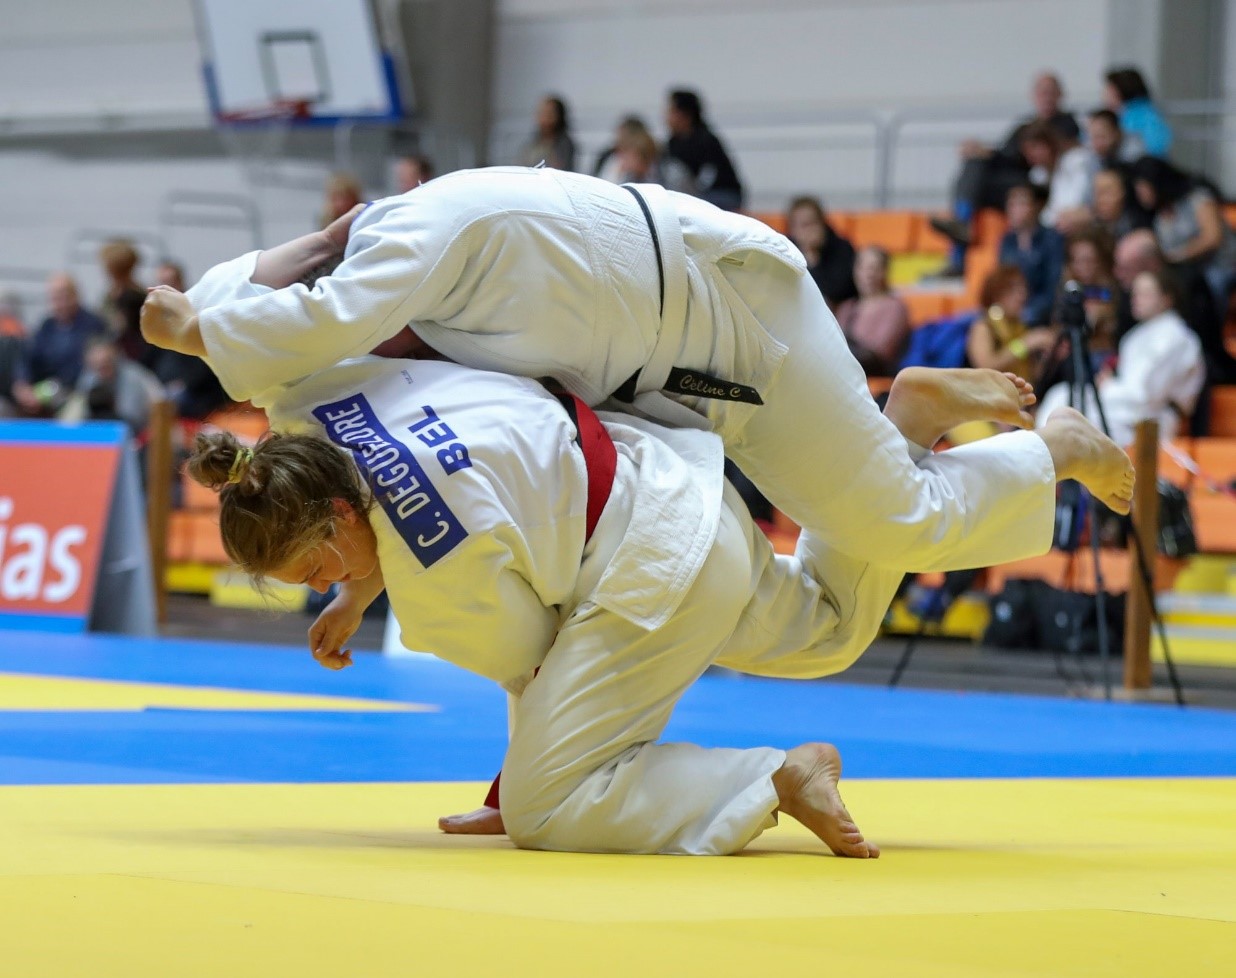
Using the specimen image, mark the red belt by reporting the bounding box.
[481,392,616,811]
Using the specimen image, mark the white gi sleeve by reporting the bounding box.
[196,210,461,403]
[393,529,560,686]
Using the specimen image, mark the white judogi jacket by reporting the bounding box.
[193,166,805,426]
[244,356,725,689]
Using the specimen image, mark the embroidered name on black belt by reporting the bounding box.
[664,367,764,405]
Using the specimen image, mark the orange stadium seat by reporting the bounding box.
[751,211,788,235]
[828,211,858,238]
[962,246,998,308]
[900,291,954,327]
[972,210,1008,248]
[1207,385,1236,436]
[848,210,917,253]
[1188,438,1236,552]
[913,214,953,255]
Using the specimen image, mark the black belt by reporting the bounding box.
[613,185,763,407]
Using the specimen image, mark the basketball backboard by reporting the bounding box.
[194,0,403,124]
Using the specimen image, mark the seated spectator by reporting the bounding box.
[967,265,1056,379]
[1061,227,1119,355]
[394,154,434,193]
[147,261,230,419]
[1018,122,1093,232]
[517,95,577,171]
[1132,156,1236,319]
[786,196,858,310]
[1092,166,1151,241]
[1038,268,1203,445]
[1085,108,1135,168]
[594,115,648,180]
[998,183,1066,326]
[598,122,694,193]
[833,246,910,376]
[1113,229,1236,384]
[1103,67,1172,158]
[664,89,744,211]
[0,292,25,418]
[319,172,363,229]
[59,337,163,436]
[10,273,107,416]
[99,238,151,366]
[932,72,1080,272]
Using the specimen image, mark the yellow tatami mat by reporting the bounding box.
[1,778,1232,977]
[0,671,433,712]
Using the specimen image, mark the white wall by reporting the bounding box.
[492,0,1113,207]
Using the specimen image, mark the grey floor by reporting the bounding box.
[163,593,1236,711]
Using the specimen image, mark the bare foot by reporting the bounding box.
[883,367,1036,448]
[1038,407,1135,514]
[439,806,506,835]
[771,743,880,858]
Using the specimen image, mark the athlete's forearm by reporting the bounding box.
[251,230,344,290]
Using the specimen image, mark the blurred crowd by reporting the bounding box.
[3,72,1231,466]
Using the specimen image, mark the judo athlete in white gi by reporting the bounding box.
[140,165,1137,581]
[176,341,1083,857]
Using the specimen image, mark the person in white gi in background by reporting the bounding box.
[147,257,1133,857]
[1037,268,1204,446]
[140,165,1136,580]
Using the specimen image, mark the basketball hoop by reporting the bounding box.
[216,98,314,126]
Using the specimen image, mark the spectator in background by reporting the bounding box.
[932,72,1080,272]
[664,89,744,210]
[1018,122,1092,233]
[59,337,163,436]
[518,95,577,171]
[594,115,647,179]
[1086,109,1133,169]
[833,246,910,377]
[1132,155,1236,318]
[394,154,435,193]
[99,238,151,366]
[967,265,1055,379]
[998,183,1065,326]
[1113,228,1236,384]
[1061,227,1119,356]
[320,173,364,230]
[598,120,694,193]
[1038,268,1203,445]
[0,291,26,418]
[148,261,230,419]
[786,195,858,310]
[1103,67,1173,158]
[1092,166,1151,241]
[10,273,107,416]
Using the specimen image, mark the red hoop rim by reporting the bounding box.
[216,98,314,124]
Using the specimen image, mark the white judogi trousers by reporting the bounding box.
[502,429,1055,856]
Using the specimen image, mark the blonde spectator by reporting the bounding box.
[833,247,909,377]
[320,172,364,229]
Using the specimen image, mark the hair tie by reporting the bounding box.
[227,447,254,485]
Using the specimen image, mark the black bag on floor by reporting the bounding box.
[983,579,1045,650]
[1032,586,1126,655]
[984,579,1126,654]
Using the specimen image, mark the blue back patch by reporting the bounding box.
[313,394,467,567]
